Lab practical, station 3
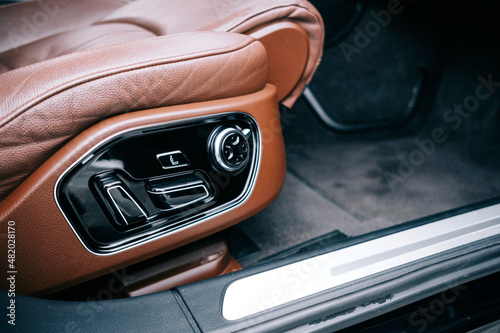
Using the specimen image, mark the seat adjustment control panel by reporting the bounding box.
[56,113,260,254]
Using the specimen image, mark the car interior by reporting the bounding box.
[1,0,500,332]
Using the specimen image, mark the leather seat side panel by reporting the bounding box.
[0,84,285,296]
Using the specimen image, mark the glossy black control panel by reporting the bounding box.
[56,113,260,254]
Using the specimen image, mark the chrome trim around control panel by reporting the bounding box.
[54,112,261,256]
[222,203,500,320]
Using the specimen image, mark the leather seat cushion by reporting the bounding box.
[0,23,155,73]
[0,0,128,53]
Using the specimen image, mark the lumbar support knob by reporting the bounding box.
[209,126,251,173]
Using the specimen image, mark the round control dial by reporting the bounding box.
[210,127,251,173]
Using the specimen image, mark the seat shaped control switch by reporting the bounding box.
[156,150,190,169]
[107,185,147,225]
[95,174,148,228]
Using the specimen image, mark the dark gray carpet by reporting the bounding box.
[238,172,367,266]
[238,3,500,263]
[283,49,500,227]
[307,0,436,127]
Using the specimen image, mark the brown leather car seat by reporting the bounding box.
[0,0,323,295]
[0,0,323,201]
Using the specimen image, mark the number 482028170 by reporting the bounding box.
[7,220,15,270]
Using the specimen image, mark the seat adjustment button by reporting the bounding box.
[156,150,190,169]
